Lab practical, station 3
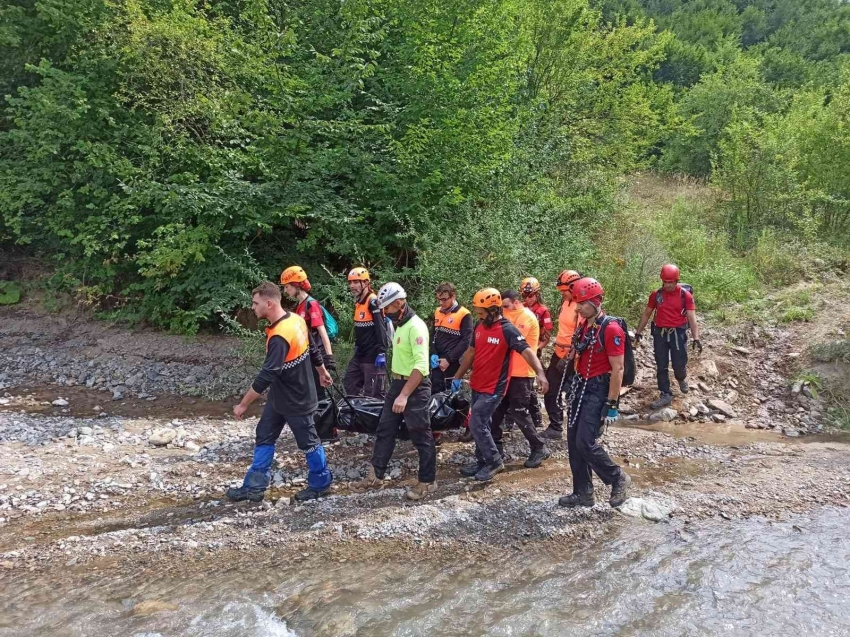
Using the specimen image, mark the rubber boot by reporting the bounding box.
[650,393,673,410]
[558,492,595,508]
[474,460,504,482]
[524,446,551,469]
[609,470,631,508]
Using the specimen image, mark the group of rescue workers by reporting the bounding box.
[225,263,701,511]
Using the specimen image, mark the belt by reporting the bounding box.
[390,373,410,380]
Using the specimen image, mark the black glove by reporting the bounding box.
[634,333,643,345]
[323,354,337,372]
[556,356,568,373]
[691,339,702,353]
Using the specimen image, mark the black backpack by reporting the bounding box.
[654,283,693,317]
[598,316,636,387]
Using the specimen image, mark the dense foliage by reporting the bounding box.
[1,0,848,331]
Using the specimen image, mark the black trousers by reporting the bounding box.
[256,403,320,451]
[344,355,387,399]
[490,377,546,452]
[652,325,689,394]
[429,361,460,395]
[311,365,327,402]
[371,378,435,483]
[543,353,574,432]
[567,375,621,494]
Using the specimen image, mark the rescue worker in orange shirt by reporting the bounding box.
[521,276,553,430]
[542,270,583,440]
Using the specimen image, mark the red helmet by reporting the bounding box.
[556,270,582,291]
[660,264,680,282]
[571,277,604,303]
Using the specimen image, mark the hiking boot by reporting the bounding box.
[406,481,438,501]
[225,485,265,503]
[558,492,595,508]
[524,446,551,469]
[474,461,504,482]
[650,393,673,409]
[294,486,330,502]
[350,465,382,493]
[609,470,632,508]
[460,461,485,478]
[433,433,443,448]
[678,380,690,394]
[496,442,505,460]
[541,427,563,441]
[458,428,473,443]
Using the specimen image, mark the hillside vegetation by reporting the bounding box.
[0,0,848,333]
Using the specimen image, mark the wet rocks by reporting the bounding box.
[617,497,674,522]
[649,408,678,422]
[707,399,737,418]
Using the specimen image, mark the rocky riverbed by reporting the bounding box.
[1,305,847,579]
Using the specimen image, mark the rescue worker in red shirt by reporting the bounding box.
[451,288,549,481]
[488,290,551,468]
[344,267,389,399]
[558,278,631,509]
[430,282,473,393]
[280,266,335,401]
[542,270,583,440]
[227,282,333,503]
[520,276,552,430]
[634,264,702,409]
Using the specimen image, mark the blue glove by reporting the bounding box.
[430,354,440,370]
[375,353,386,370]
[451,379,463,393]
[603,407,619,426]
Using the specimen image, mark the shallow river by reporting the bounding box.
[4,506,850,636]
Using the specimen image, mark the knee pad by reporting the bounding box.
[248,444,275,474]
[305,444,333,490]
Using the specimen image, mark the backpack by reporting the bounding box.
[654,283,693,317]
[306,297,339,342]
[598,316,636,387]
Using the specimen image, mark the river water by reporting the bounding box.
[4,507,850,636]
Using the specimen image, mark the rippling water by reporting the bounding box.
[4,507,850,636]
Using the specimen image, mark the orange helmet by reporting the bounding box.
[347,267,370,281]
[280,265,308,286]
[520,276,541,296]
[556,270,582,291]
[473,288,502,308]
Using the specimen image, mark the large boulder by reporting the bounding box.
[148,428,177,446]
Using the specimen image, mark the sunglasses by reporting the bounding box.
[436,295,453,302]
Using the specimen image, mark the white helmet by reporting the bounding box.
[376,282,407,309]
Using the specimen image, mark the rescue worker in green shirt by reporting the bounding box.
[351,282,437,501]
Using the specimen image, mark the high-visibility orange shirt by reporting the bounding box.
[503,306,539,378]
[554,299,579,358]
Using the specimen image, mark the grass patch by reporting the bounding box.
[809,340,850,364]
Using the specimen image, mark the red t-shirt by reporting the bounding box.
[526,301,553,333]
[647,286,695,328]
[574,318,626,380]
[296,298,325,330]
[470,318,529,395]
